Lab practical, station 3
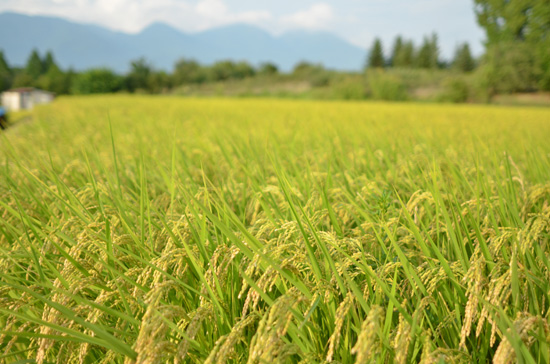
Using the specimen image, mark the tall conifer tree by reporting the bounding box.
[367,38,385,69]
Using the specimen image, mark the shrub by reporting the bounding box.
[438,77,470,103]
[331,78,367,100]
[367,70,408,101]
[478,42,537,95]
[292,62,331,87]
[72,68,123,94]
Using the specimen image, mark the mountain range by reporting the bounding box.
[0,12,367,73]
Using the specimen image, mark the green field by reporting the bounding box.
[1,96,550,363]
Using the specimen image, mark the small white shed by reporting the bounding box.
[1,88,55,111]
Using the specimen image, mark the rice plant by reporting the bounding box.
[1,95,550,363]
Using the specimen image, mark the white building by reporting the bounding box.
[1,88,55,111]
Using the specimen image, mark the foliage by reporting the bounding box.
[415,33,440,69]
[173,59,206,85]
[36,67,72,95]
[330,77,367,100]
[438,77,471,103]
[5,49,74,95]
[453,43,476,72]
[292,62,324,77]
[478,41,537,95]
[389,36,403,67]
[72,68,123,94]
[291,62,330,87]
[367,38,385,69]
[233,61,256,79]
[42,51,57,74]
[258,62,279,76]
[11,72,35,89]
[393,39,415,68]
[148,71,173,94]
[207,60,256,82]
[0,50,12,92]
[5,28,549,102]
[474,0,550,91]
[474,0,549,43]
[35,53,74,95]
[125,58,153,93]
[1,97,550,363]
[25,48,45,80]
[367,70,408,101]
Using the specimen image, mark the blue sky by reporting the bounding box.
[0,0,485,59]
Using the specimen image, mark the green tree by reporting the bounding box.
[453,43,476,72]
[530,2,550,89]
[11,72,34,89]
[25,49,45,80]
[392,38,415,68]
[395,40,415,68]
[474,0,550,90]
[125,58,153,92]
[37,67,71,95]
[367,70,408,101]
[367,38,385,69]
[207,60,255,82]
[415,33,439,69]
[35,51,72,94]
[291,62,329,86]
[258,62,278,76]
[148,71,172,93]
[233,61,256,79]
[42,51,58,73]
[208,61,235,82]
[479,41,537,95]
[292,62,324,76]
[0,51,12,91]
[173,59,206,85]
[72,68,122,94]
[474,0,538,42]
[389,36,403,67]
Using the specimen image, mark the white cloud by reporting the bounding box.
[0,0,271,33]
[195,0,227,19]
[281,3,334,30]
[194,0,270,28]
[235,10,271,24]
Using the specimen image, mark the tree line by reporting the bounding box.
[366,34,476,72]
[0,39,475,97]
[0,49,286,95]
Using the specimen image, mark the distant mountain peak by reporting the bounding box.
[0,11,366,72]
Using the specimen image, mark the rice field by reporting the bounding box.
[1,95,550,363]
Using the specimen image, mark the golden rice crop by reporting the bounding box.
[1,95,550,363]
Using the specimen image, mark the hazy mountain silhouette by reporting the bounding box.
[0,12,366,72]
